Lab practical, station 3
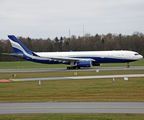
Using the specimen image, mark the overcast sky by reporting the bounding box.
[0,0,144,39]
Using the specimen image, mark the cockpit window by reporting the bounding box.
[135,53,139,55]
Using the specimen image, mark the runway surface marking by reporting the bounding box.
[0,102,144,114]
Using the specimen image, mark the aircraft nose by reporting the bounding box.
[139,55,143,59]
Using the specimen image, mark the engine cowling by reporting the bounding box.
[76,61,92,67]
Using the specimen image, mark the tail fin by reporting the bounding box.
[8,35,32,55]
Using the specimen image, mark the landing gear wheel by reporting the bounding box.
[73,66,77,69]
[77,66,81,69]
[67,66,80,70]
[67,66,71,70]
[126,65,130,68]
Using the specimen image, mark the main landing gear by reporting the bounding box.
[126,62,130,68]
[67,66,81,70]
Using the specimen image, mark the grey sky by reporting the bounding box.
[0,0,144,39]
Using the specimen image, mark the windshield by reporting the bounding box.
[134,53,139,55]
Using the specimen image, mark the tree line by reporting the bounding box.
[0,32,144,61]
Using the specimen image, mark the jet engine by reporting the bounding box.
[76,61,92,67]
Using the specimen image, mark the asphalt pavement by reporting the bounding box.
[0,66,144,73]
[1,102,144,114]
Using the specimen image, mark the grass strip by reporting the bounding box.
[0,113,144,120]
[0,77,144,103]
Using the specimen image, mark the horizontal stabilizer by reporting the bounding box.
[2,53,23,58]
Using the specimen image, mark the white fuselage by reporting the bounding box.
[35,50,143,63]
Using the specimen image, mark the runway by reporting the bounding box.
[20,74,144,81]
[0,66,144,73]
[0,102,144,114]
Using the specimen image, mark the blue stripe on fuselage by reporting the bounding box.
[17,55,135,64]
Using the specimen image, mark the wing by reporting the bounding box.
[34,52,95,63]
[35,53,95,63]
[47,56,95,62]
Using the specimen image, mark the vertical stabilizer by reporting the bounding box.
[8,35,32,55]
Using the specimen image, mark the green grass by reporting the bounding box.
[0,113,144,120]
[0,58,144,69]
[0,77,144,103]
[0,70,144,103]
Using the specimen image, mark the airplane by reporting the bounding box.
[2,35,143,69]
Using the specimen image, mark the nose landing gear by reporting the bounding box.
[126,62,130,68]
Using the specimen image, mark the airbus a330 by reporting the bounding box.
[2,35,143,69]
